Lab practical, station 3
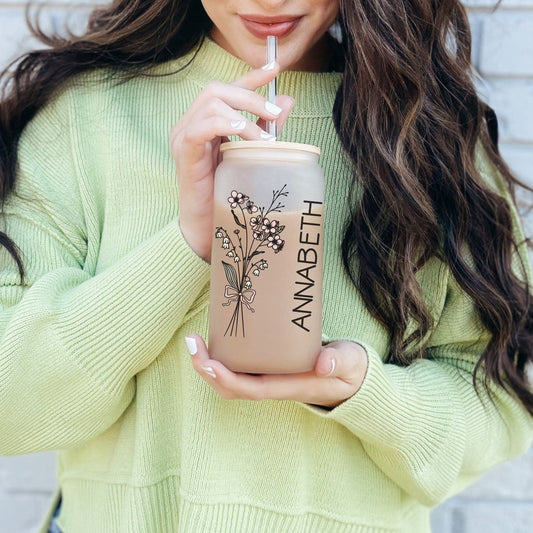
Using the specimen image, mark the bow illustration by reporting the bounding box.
[222,285,256,312]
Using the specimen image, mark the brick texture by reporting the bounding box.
[0,2,532,532]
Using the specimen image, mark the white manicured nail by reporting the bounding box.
[201,366,217,379]
[260,130,276,141]
[262,61,276,71]
[231,119,246,130]
[185,336,197,356]
[327,358,336,376]
[265,101,282,116]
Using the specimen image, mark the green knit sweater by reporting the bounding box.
[1,38,531,533]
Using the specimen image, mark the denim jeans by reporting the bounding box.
[47,496,62,533]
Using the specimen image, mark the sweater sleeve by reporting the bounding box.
[299,147,533,506]
[0,88,210,455]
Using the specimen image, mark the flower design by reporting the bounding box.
[245,200,258,214]
[267,234,285,253]
[261,218,278,235]
[250,216,266,241]
[250,216,263,229]
[218,185,288,337]
[228,190,248,209]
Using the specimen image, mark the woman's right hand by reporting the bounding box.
[169,62,294,263]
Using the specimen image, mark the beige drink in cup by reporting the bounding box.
[208,141,324,374]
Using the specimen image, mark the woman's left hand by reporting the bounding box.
[184,335,369,408]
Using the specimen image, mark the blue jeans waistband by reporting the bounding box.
[48,496,62,533]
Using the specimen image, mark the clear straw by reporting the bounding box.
[266,35,277,138]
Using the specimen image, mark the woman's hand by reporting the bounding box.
[184,335,369,409]
[169,63,294,263]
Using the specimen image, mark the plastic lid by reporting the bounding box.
[220,140,320,156]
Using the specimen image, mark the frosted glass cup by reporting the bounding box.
[208,141,324,374]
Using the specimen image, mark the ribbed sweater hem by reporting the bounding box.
[44,475,428,533]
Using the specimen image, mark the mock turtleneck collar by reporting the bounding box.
[159,37,342,118]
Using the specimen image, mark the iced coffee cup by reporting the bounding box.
[208,141,324,374]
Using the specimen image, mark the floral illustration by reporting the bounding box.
[215,185,288,337]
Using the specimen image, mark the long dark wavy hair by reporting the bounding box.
[1,0,532,413]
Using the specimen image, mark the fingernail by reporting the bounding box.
[201,366,217,379]
[260,130,276,141]
[327,357,336,376]
[265,101,282,116]
[231,119,246,130]
[262,61,276,71]
[185,336,197,356]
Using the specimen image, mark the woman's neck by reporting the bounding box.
[207,31,343,74]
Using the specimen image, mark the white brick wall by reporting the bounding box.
[0,452,58,533]
[0,1,532,532]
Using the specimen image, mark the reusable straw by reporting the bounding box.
[266,35,277,138]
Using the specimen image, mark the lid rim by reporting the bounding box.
[220,141,320,156]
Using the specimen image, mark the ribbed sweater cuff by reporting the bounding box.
[327,343,412,444]
[297,341,454,448]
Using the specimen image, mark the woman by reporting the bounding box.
[0,1,532,532]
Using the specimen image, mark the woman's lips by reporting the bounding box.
[239,16,302,39]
